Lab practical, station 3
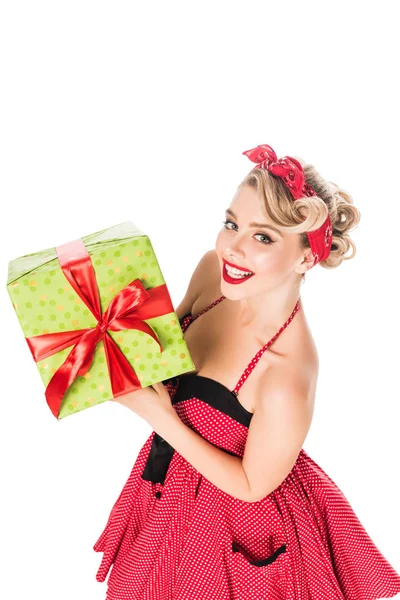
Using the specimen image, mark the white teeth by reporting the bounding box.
[225,264,253,278]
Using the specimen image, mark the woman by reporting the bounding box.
[93,144,400,599]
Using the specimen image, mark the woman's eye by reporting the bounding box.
[222,220,236,230]
[221,220,273,245]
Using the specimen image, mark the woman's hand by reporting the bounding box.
[110,381,175,424]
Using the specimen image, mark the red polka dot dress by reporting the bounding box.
[93,295,400,599]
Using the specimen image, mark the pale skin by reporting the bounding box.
[112,184,319,502]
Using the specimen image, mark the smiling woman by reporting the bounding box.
[93,144,400,600]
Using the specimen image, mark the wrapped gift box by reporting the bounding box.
[7,221,195,420]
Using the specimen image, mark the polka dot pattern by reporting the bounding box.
[93,297,400,599]
[7,227,195,418]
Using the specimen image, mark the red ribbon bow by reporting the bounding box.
[26,239,174,419]
[242,144,316,200]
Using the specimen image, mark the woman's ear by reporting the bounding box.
[298,248,315,276]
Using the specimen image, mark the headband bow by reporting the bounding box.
[242,144,333,267]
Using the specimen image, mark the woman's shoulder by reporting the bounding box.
[175,249,221,320]
[191,252,223,317]
[255,312,319,410]
[253,346,319,418]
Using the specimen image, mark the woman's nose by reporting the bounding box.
[225,238,246,256]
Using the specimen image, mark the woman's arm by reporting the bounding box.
[143,402,253,502]
[141,364,313,503]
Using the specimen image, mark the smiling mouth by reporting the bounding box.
[223,261,255,281]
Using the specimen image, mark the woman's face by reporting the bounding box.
[214,184,307,298]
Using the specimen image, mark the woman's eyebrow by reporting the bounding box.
[225,208,283,237]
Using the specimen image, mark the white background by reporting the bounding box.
[1,1,399,598]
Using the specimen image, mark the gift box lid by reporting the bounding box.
[7,221,144,285]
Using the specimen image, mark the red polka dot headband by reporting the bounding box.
[242,144,333,267]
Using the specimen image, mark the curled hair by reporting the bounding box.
[239,158,361,278]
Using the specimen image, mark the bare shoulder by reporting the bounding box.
[175,249,221,320]
[255,344,319,418]
[251,363,316,446]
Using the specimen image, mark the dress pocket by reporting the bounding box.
[231,540,289,599]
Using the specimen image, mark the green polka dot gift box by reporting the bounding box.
[6,221,195,420]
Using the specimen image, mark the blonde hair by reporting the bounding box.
[239,158,361,280]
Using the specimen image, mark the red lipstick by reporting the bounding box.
[222,259,255,285]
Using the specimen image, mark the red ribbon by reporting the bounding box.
[26,238,174,419]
